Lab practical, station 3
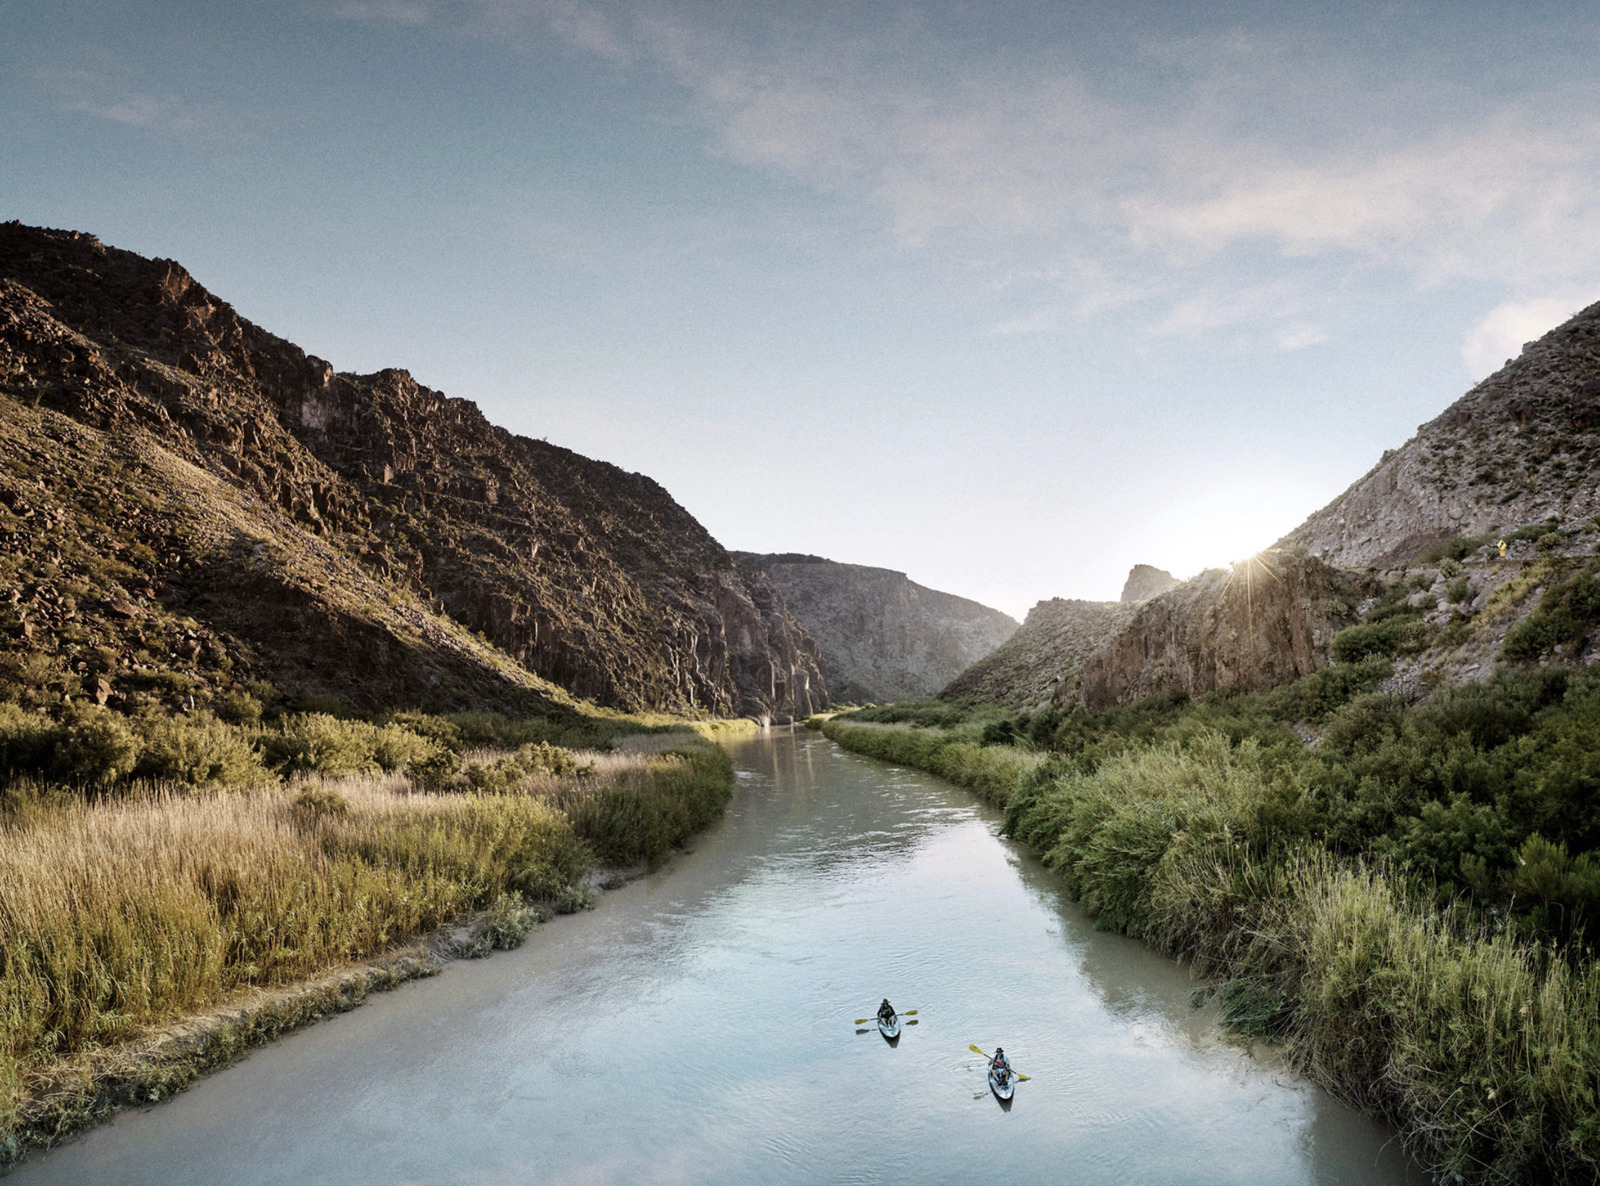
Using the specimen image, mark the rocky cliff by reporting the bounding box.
[941,596,1135,708]
[0,222,825,719]
[1077,555,1352,711]
[1278,300,1600,567]
[1121,564,1180,602]
[733,553,1016,703]
[946,303,1600,715]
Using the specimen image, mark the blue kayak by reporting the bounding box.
[878,1012,901,1040]
[988,1064,1015,1100]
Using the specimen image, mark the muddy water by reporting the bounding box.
[14,728,1423,1185]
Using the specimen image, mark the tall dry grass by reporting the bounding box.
[0,736,735,1160]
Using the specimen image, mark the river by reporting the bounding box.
[13,727,1423,1185]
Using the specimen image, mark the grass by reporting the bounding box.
[0,727,737,1167]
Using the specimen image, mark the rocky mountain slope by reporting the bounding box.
[1077,556,1352,711]
[1120,564,1179,602]
[941,303,1600,713]
[1278,300,1600,568]
[0,222,825,719]
[940,596,1135,708]
[733,553,1016,702]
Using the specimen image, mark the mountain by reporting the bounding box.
[1120,564,1179,602]
[0,222,825,720]
[940,596,1134,708]
[941,301,1600,712]
[1278,302,1600,567]
[733,553,1017,703]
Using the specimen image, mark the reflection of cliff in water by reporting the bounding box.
[725,729,954,877]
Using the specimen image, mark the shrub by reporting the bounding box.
[290,784,349,822]
[217,691,263,726]
[262,714,381,777]
[1331,616,1427,662]
[0,704,61,781]
[1502,570,1600,661]
[133,714,268,788]
[1419,533,1494,564]
[369,725,433,773]
[466,891,544,956]
[52,708,140,787]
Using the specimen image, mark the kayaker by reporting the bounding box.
[878,999,896,1023]
[991,1047,1011,1083]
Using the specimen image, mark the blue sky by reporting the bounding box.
[5,1,1600,617]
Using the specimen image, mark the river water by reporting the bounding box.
[14,727,1423,1185]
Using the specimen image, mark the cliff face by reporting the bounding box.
[0,222,824,719]
[1278,300,1600,567]
[941,597,1135,708]
[949,302,1600,716]
[1076,556,1350,711]
[734,553,1016,703]
[1121,564,1180,603]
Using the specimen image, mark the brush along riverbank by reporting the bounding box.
[0,717,748,1171]
[821,670,1600,1185]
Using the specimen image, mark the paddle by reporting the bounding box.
[854,1009,918,1025]
[968,1043,1031,1081]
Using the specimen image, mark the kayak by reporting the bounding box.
[988,1064,1015,1100]
[878,1012,901,1040]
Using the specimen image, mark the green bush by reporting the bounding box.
[555,745,733,864]
[133,714,268,788]
[1502,569,1600,661]
[0,703,61,781]
[262,714,382,777]
[52,708,140,787]
[1331,615,1427,662]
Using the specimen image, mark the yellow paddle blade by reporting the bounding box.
[968,1044,987,1056]
[1016,1073,1031,1081]
[904,1010,918,1016]
[855,1019,872,1025]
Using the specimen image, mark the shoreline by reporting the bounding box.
[1,852,656,1176]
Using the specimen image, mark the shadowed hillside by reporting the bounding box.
[0,222,825,719]
[734,553,1016,702]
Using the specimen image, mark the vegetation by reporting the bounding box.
[0,705,742,1168]
[824,659,1600,1183]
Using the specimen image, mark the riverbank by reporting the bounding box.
[821,680,1600,1186]
[0,718,747,1171]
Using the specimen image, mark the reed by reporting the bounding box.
[0,732,737,1164]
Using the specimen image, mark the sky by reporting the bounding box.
[5,1,1600,619]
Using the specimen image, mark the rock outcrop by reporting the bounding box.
[1077,556,1351,711]
[0,222,825,719]
[734,553,1016,703]
[1120,564,1180,603]
[941,597,1134,708]
[1278,300,1600,567]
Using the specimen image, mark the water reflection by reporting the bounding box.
[14,727,1423,1186]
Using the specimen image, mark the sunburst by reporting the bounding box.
[1224,549,1284,640]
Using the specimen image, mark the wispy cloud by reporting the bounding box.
[37,64,264,147]
[318,2,1600,350]
[1461,295,1595,378]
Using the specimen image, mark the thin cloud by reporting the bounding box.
[1461,296,1596,378]
[41,66,265,147]
[330,3,1600,349]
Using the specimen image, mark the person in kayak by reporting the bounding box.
[877,999,897,1024]
[991,1047,1011,1084]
